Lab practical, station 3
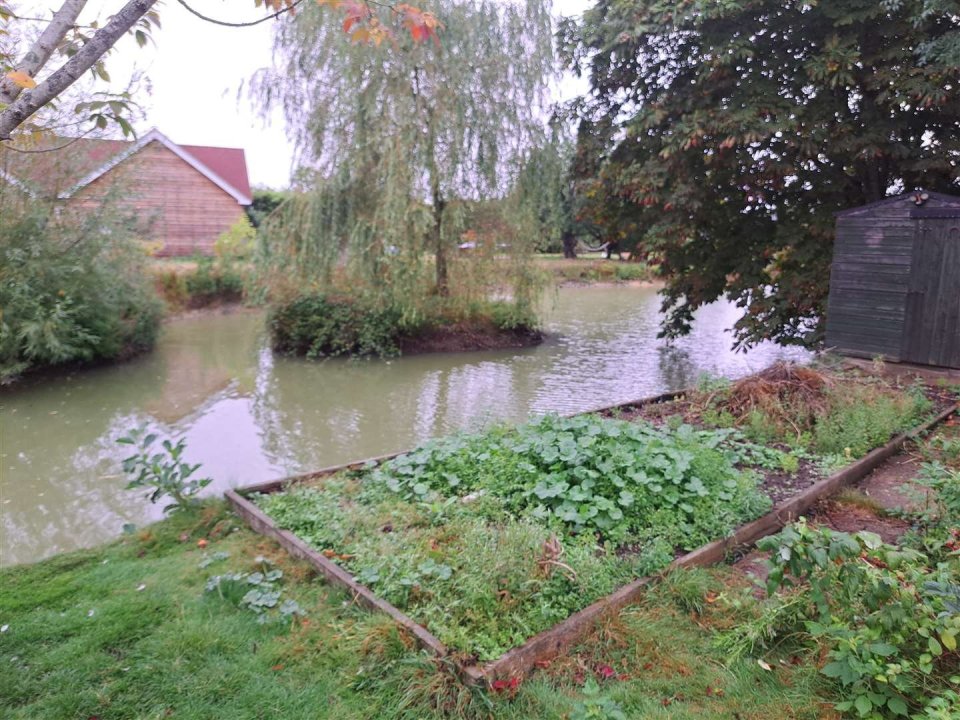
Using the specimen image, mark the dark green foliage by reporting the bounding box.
[756,521,960,718]
[0,202,162,383]
[268,294,403,358]
[564,0,960,348]
[269,293,540,359]
[245,187,289,228]
[258,414,774,659]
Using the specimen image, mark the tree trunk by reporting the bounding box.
[562,231,577,259]
[432,196,448,296]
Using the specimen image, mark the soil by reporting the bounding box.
[854,451,928,513]
[811,499,911,544]
[756,459,822,505]
[398,320,543,355]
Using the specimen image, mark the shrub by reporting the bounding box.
[755,521,960,718]
[0,202,162,383]
[184,258,246,306]
[118,426,212,514]
[269,294,403,358]
[214,215,257,260]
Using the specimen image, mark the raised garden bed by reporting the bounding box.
[226,365,958,685]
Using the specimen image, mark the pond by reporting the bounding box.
[0,285,809,566]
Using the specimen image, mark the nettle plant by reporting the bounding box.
[118,426,211,514]
[759,520,960,719]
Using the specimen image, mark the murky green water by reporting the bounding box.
[0,286,808,565]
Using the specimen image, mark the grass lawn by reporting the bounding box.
[0,503,830,719]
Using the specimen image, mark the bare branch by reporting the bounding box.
[0,0,88,106]
[0,0,159,140]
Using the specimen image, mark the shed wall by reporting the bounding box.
[69,141,246,256]
[825,214,914,360]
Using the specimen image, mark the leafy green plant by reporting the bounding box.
[205,556,305,624]
[269,293,403,359]
[183,258,246,306]
[569,679,627,720]
[756,520,960,718]
[0,200,162,383]
[257,414,775,659]
[214,215,257,260]
[118,426,212,514]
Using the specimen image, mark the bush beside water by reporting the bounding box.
[0,205,162,384]
[268,293,539,359]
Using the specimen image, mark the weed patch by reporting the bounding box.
[257,414,776,660]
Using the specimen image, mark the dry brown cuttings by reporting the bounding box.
[707,362,833,438]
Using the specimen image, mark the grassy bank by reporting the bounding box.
[150,258,249,312]
[0,502,829,719]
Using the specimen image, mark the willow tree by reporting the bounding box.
[254,0,555,309]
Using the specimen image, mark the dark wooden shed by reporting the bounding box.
[825,190,960,368]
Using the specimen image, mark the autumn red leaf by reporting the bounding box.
[597,664,616,679]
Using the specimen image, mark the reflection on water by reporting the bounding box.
[0,286,808,565]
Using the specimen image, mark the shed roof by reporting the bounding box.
[835,189,960,218]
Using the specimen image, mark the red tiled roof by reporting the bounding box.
[0,131,252,203]
[180,144,252,203]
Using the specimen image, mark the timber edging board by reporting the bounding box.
[226,390,958,686]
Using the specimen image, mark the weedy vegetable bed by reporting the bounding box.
[228,364,957,684]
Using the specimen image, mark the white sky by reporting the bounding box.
[17,0,593,189]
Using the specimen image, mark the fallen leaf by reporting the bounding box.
[597,664,616,679]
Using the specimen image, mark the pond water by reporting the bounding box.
[0,285,809,566]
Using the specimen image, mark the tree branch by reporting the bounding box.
[0,0,88,106]
[0,0,158,140]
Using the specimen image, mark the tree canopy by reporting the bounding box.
[255,0,555,312]
[564,0,960,348]
[0,0,438,141]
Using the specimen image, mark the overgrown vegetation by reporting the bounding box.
[714,399,960,720]
[0,195,162,384]
[151,218,254,310]
[269,293,539,359]
[257,413,778,659]
[695,363,932,461]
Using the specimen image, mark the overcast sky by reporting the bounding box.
[24,0,592,189]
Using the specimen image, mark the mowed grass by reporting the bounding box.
[1,502,831,720]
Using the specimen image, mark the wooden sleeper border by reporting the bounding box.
[226,391,958,685]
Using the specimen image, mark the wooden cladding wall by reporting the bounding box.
[70,141,246,256]
[826,192,960,367]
